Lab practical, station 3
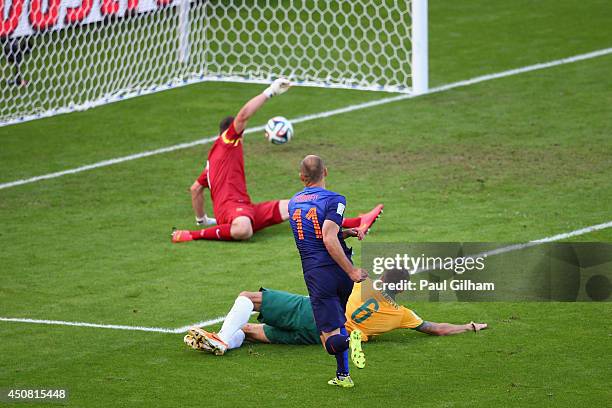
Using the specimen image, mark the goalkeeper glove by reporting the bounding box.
[196,215,216,226]
[263,78,291,98]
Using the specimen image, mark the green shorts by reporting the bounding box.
[258,288,321,345]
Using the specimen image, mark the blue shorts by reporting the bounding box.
[303,265,354,333]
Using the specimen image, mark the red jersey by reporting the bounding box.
[197,121,251,214]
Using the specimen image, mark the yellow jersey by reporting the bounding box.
[344,280,423,341]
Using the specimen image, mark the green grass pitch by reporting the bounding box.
[1,0,611,406]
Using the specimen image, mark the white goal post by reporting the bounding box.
[0,0,428,126]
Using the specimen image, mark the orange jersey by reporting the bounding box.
[344,280,423,341]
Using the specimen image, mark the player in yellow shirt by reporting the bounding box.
[345,279,425,342]
[184,270,488,356]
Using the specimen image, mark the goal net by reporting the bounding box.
[1,0,427,126]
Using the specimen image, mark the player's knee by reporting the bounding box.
[324,344,336,355]
[321,336,334,355]
[241,324,257,342]
[278,200,290,220]
[231,223,253,240]
[241,323,269,343]
[232,228,253,240]
[322,331,347,355]
[238,291,259,302]
[241,323,255,335]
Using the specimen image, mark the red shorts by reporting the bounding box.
[215,200,284,232]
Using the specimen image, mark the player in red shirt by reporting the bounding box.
[172,79,383,243]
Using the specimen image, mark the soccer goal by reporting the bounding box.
[0,0,428,126]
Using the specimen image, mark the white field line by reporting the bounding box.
[2,221,611,333]
[0,315,228,334]
[412,220,612,275]
[1,47,611,191]
[472,220,612,259]
[0,317,178,333]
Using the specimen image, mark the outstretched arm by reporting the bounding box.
[416,321,488,336]
[233,78,291,134]
[233,93,269,134]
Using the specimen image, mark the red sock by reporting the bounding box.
[342,217,361,228]
[190,224,233,241]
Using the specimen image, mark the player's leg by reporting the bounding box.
[239,291,262,311]
[175,199,288,242]
[172,214,252,242]
[251,288,322,348]
[257,289,315,331]
[230,216,253,240]
[416,321,488,336]
[341,218,360,228]
[304,268,356,386]
[251,200,286,233]
[320,327,353,388]
[172,224,233,242]
[216,291,259,343]
[192,213,252,240]
[336,276,365,370]
[278,199,289,220]
[245,323,316,346]
[172,206,233,242]
[341,204,384,234]
[310,295,355,386]
[241,323,270,343]
[233,289,321,345]
[212,290,261,353]
[184,291,259,355]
